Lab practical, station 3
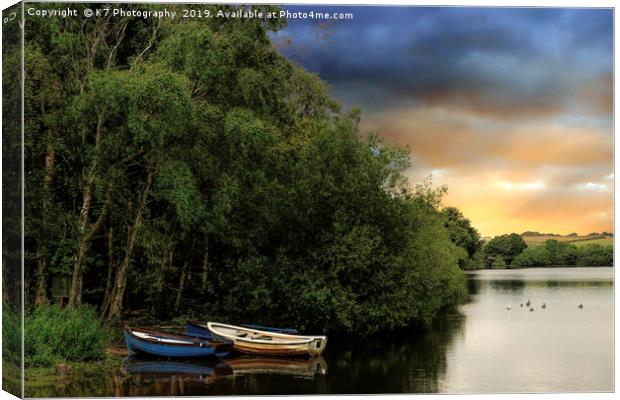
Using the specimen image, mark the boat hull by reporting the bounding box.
[187,321,327,357]
[125,327,233,358]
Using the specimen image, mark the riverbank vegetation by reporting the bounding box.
[476,235,613,269]
[25,306,111,367]
[23,3,467,345]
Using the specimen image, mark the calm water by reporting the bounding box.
[29,267,613,397]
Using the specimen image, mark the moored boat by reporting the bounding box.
[186,321,327,357]
[241,324,299,334]
[124,326,233,358]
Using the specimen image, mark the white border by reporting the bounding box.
[0,1,616,400]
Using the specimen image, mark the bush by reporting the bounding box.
[483,234,527,266]
[576,244,613,266]
[2,304,21,364]
[25,305,111,367]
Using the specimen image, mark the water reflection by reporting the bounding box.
[227,356,327,378]
[123,355,233,378]
[26,308,466,397]
[26,268,611,396]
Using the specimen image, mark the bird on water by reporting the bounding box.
[526,299,531,307]
[541,303,547,309]
[578,303,583,309]
[529,307,534,312]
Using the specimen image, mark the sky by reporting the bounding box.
[274,6,613,237]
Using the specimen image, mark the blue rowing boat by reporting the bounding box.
[124,326,233,358]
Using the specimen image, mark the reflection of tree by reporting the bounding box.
[309,310,467,394]
[469,276,612,295]
[467,278,481,297]
[26,310,466,396]
[489,280,526,293]
[542,280,613,289]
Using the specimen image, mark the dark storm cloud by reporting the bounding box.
[274,6,613,117]
[271,6,613,235]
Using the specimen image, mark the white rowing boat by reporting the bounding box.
[194,321,328,356]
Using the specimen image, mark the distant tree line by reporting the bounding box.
[477,235,612,269]
[522,231,613,237]
[438,221,613,270]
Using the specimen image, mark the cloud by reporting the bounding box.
[576,182,609,192]
[275,6,613,236]
[359,103,612,235]
[360,105,612,172]
[497,181,546,191]
[276,6,613,118]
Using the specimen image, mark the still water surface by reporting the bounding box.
[32,267,613,396]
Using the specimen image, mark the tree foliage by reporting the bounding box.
[440,207,483,269]
[511,240,612,267]
[24,5,466,335]
[482,233,527,266]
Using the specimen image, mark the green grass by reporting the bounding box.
[570,237,614,247]
[25,305,112,367]
[523,235,613,247]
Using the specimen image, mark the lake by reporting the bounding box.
[27,267,613,396]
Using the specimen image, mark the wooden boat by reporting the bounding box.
[186,322,298,338]
[241,324,299,334]
[124,326,233,358]
[187,321,327,356]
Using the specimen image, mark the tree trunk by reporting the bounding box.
[67,233,89,307]
[156,242,174,297]
[68,114,107,308]
[201,237,209,292]
[34,127,55,306]
[106,171,154,321]
[68,183,108,307]
[152,240,174,313]
[175,262,188,311]
[101,224,115,316]
[34,228,49,306]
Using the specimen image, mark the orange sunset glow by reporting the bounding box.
[278,7,613,236]
[361,105,613,236]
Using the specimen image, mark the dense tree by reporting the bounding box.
[482,233,527,266]
[511,240,612,268]
[24,5,467,335]
[440,207,483,269]
[575,245,613,266]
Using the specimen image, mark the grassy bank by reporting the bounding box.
[523,235,613,247]
[25,306,112,368]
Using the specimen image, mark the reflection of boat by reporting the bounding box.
[187,321,327,356]
[123,354,233,378]
[226,355,327,377]
[125,326,233,358]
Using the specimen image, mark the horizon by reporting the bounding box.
[274,6,613,237]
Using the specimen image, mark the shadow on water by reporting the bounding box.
[26,310,467,396]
